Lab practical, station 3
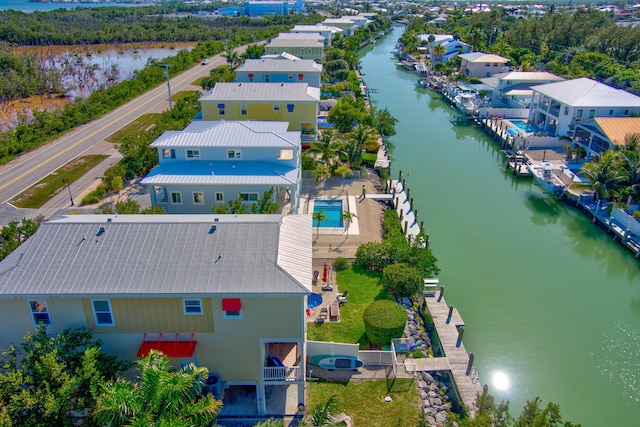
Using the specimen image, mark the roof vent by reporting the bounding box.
[209,225,217,235]
[107,218,112,223]
[96,227,105,237]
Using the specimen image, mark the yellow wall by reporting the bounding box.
[201,101,317,131]
[83,298,214,334]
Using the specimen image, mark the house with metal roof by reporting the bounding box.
[0,213,312,417]
[321,18,356,36]
[418,34,471,64]
[140,121,301,214]
[199,82,320,143]
[458,52,510,78]
[488,71,565,108]
[290,24,342,47]
[235,58,322,88]
[573,117,640,161]
[265,34,324,61]
[528,78,640,137]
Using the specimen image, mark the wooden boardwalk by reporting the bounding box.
[419,293,482,410]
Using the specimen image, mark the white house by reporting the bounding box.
[321,18,356,36]
[573,117,640,160]
[418,34,471,63]
[290,24,342,47]
[265,34,324,61]
[458,52,509,78]
[528,78,640,137]
[0,213,312,417]
[140,121,302,214]
[490,71,565,108]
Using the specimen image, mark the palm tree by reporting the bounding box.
[579,150,623,200]
[344,124,376,167]
[615,133,640,204]
[431,42,446,64]
[312,210,328,238]
[304,394,338,427]
[340,210,357,238]
[308,129,340,167]
[223,45,240,70]
[93,350,222,426]
[334,164,353,191]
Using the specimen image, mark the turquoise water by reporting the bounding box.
[360,26,640,426]
[511,119,539,133]
[313,200,343,228]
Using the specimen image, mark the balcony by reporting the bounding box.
[263,366,302,381]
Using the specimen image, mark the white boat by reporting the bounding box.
[454,93,479,116]
[528,162,567,197]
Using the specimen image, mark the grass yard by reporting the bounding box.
[106,114,160,143]
[307,379,421,427]
[11,155,108,208]
[307,264,391,348]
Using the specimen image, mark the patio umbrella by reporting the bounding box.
[322,264,328,283]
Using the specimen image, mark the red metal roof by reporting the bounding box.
[137,334,197,358]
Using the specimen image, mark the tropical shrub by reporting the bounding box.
[355,241,390,271]
[333,257,350,271]
[382,263,422,298]
[363,300,407,347]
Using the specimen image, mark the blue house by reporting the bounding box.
[217,6,244,16]
[141,121,302,214]
[235,58,322,88]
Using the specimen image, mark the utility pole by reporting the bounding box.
[62,178,74,206]
[158,63,174,109]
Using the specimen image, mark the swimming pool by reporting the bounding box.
[313,200,344,228]
[510,119,539,133]
[506,128,520,135]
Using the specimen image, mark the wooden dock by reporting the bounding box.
[412,294,483,410]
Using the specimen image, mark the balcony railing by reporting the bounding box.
[263,366,301,381]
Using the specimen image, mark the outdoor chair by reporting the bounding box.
[322,283,333,292]
[337,290,348,305]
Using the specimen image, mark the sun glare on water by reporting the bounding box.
[493,371,509,391]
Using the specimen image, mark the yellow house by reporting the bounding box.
[199,82,320,143]
[0,214,312,418]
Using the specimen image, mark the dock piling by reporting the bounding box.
[446,304,454,324]
[404,220,408,235]
[466,352,475,375]
[438,285,444,302]
[456,325,464,348]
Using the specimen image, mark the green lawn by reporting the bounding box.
[105,114,160,143]
[307,264,391,348]
[307,379,421,427]
[11,155,108,209]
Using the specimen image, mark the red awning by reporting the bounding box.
[136,333,197,358]
[222,298,242,311]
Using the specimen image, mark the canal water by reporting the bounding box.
[359,26,640,425]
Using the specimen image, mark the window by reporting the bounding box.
[92,300,114,326]
[170,192,182,204]
[227,149,241,159]
[298,73,304,80]
[241,104,248,116]
[193,192,204,205]
[609,109,614,115]
[248,73,254,82]
[625,109,630,115]
[288,73,294,81]
[222,298,242,319]
[162,149,175,159]
[589,109,595,119]
[29,300,50,326]
[218,103,225,116]
[493,63,498,67]
[273,103,280,112]
[307,48,312,54]
[287,104,294,113]
[577,109,583,119]
[239,192,258,202]
[485,63,490,67]
[215,192,224,202]
[186,149,200,159]
[564,106,569,115]
[183,299,203,315]
[265,74,270,82]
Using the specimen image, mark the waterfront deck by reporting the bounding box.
[410,293,482,410]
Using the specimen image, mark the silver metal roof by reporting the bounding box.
[0,215,312,297]
[236,59,322,74]
[494,71,564,82]
[266,38,323,48]
[200,83,320,102]
[532,77,640,107]
[151,121,300,148]
[140,160,298,186]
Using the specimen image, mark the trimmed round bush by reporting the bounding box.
[363,300,407,347]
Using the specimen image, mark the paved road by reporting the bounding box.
[0,44,253,225]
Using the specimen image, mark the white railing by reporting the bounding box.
[263,366,301,381]
[358,350,394,366]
